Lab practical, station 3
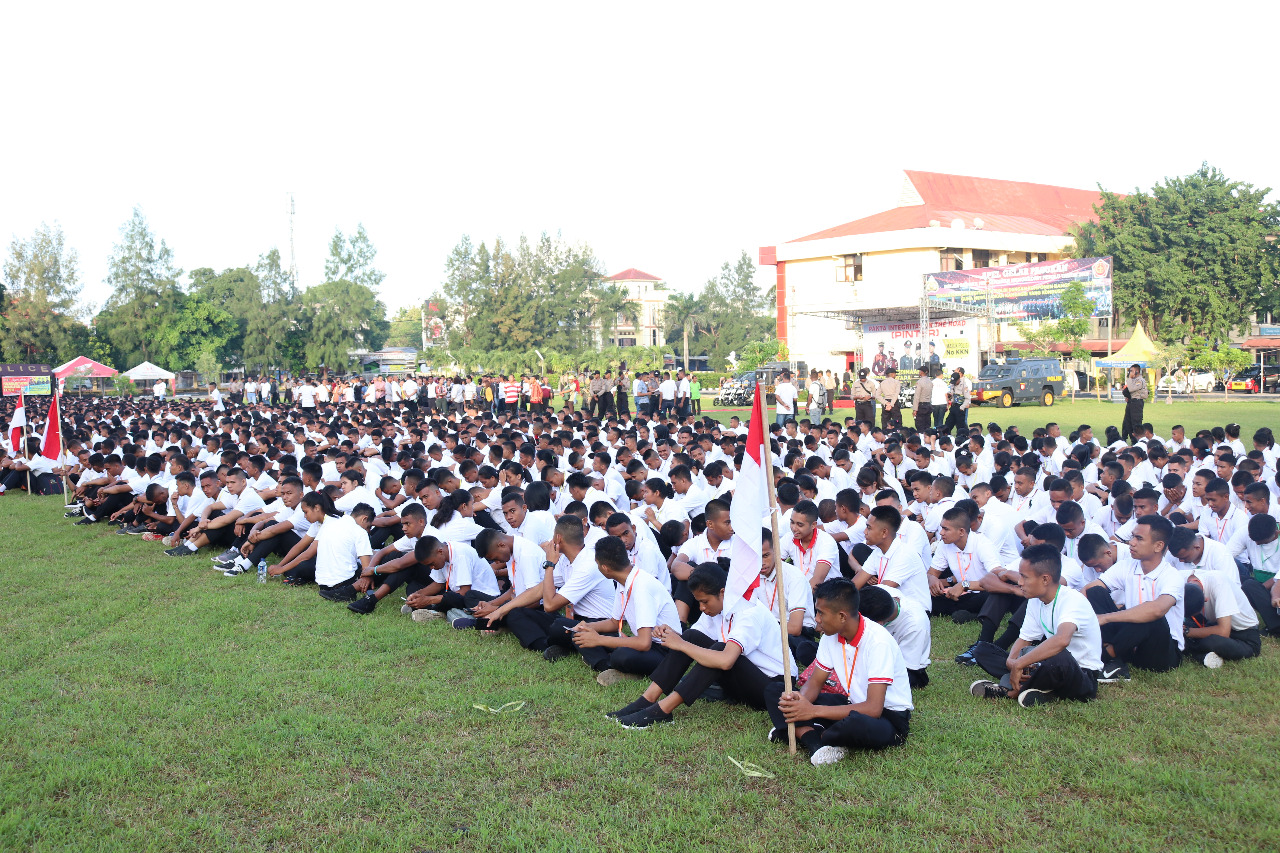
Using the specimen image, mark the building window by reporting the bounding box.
[940,248,964,272]
[835,254,863,282]
[971,249,991,269]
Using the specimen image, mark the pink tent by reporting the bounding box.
[53,356,118,379]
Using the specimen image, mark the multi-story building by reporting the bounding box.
[601,268,669,347]
[759,170,1113,375]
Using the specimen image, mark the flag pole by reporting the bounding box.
[757,390,797,755]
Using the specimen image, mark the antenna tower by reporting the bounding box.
[287,193,298,287]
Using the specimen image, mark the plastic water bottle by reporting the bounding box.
[257,559,268,584]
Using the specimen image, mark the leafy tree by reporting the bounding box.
[1190,338,1253,401]
[386,305,423,349]
[188,266,261,363]
[155,292,237,371]
[1073,164,1280,343]
[99,207,183,366]
[1,222,88,364]
[664,292,703,371]
[1150,341,1189,403]
[244,249,297,373]
[667,251,775,369]
[1010,282,1094,360]
[298,280,389,376]
[592,283,640,347]
[324,224,386,290]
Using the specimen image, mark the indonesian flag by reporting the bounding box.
[725,383,769,609]
[9,392,26,454]
[40,389,62,461]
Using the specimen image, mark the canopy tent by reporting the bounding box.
[53,356,118,380]
[1095,322,1159,368]
[123,361,176,381]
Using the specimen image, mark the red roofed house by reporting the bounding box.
[601,268,670,347]
[759,170,1110,376]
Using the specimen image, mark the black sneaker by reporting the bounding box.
[1099,662,1131,683]
[213,549,240,563]
[347,593,378,614]
[952,610,979,624]
[164,546,198,557]
[969,679,1009,699]
[1017,688,1058,707]
[318,585,357,603]
[64,507,84,518]
[954,644,979,666]
[606,697,654,720]
[75,518,96,526]
[766,726,786,744]
[542,644,573,663]
[222,564,248,577]
[617,704,673,730]
[115,526,133,535]
[451,616,480,629]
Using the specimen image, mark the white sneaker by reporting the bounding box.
[809,745,849,766]
[411,609,444,623]
[1203,652,1225,669]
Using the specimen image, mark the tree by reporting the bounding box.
[592,283,640,347]
[385,305,422,349]
[298,280,389,376]
[99,207,183,366]
[244,249,297,373]
[664,292,702,371]
[154,292,237,371]
[1151,341,1188,403]
[1010,282,1095,360]
[324,224,386,290]
[1,222,88,364]
[1073,164,1280,343]
[1190,339,1253,401]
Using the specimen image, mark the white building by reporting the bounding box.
[601,268,669,347]
[759,170,1109,376]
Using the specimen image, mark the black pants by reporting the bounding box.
[246,531,300,566]
[854,401,874,424]
[972,641,1099,701]
[692,399,700,415]
[1121,398,1144,443]
[1241,579,1280,634]
[282,557,317,584]
[598,392,614,418]
[977,592,1024,643]
[1085,586,1181,671]
[91,491,134,521]
[881,405,900,430]
[505,608,560,651]
[932,589,989,617]
[604,645,667,676]
[913,404,932,433]
[941,403,966,435]
[648,629,778,708]
[765,682,909,751]
[373,562,434,597]
[369,523,401,550]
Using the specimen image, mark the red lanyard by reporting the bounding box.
[1215,509,1233,541]
[719,614,734,643]
[444,544,455,589]
[956,552,974,584]
[793,530,819,577]
[875,553,890,583]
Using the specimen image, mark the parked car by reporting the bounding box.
[1156,369,1216,394]
[970,358,1066,408]
[1227,364,1280,394]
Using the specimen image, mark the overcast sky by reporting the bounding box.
[4,2,1274,314]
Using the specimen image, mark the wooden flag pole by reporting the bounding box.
[757,394,797,755]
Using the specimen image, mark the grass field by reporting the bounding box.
[698,396,1280,441]
[3,495,1280,852]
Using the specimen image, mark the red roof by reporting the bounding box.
[790,171,1108,242]
[606,268,663,282]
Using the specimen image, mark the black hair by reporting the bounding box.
[1031,522,1066,550]
[686,562,728,596]
[1136,514,1173,551]
[814,577,859,616]
[857,585,895,622]
[1021,543,1062,583]
[431,490,472,528]
[1056,500,1084,525]
[414,535,443,564]
[594,536,630,572]
[1168,525,1196,556]
[301,490,341,519]
[1248,513,1277,544]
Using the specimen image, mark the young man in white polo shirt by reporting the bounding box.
[779,500,839,589]
[313,503,376,602]
[753,528,817,665]
[1181,559,1262,667]
[570,536,682,685]
[969,544,1103,706]
[928,506,1004,621]
[764,579,912,766]
[612,563,795,730]
[1083,514,1185,680]
[859,584,932,688]
[852,505,931,615]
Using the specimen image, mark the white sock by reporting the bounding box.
[186,541,198,552]
[235,556,250,569]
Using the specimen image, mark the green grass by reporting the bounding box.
[699,396,1280,440]
[3,498,1280,851]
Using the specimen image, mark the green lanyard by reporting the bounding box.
[1255,541,1280,583]
[1038,586,1061,637]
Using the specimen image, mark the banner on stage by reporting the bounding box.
[924,256,1113,321]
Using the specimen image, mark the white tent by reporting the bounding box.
[123,361,176,381]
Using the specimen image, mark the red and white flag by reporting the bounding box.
[40,389,62,461]
[9,391,26,454]
[725,383,769,609]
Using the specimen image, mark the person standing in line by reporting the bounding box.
[822,370,836,416]
[931,366,948,430]
[1122,364,1148,443]
[876,367,901,430]
[774,370,799,427]
[912,366,933,433]
[852,368,876,425]
[616,371,630,419]
[807,370,825,420]
[941,370,967,436]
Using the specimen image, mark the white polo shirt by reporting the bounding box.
[429,541,500,596]
[314,515,373,587]
[881,586,932,671]
[557,547,614,620]
[1019,586,1103,672]
[930,532,1002,590]
[1097,557,1186,650]
[629,536,671,591]
[1175,536,1242,589]
[508,535,551,596]
[690,597,796,679]
[676,532,732,566]
[753,560,815,629]
[612,569,681,635]
[812,617,913,711]
[516,510,556,546]
[1203,506,1247,547]
[864,538,931,613]
[1183,569,1258,632]
[779,529,840,584]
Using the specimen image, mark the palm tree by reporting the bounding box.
[593,284,640,348]
[664,292,702,372]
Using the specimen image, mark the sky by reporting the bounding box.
[3,2,1276,316]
